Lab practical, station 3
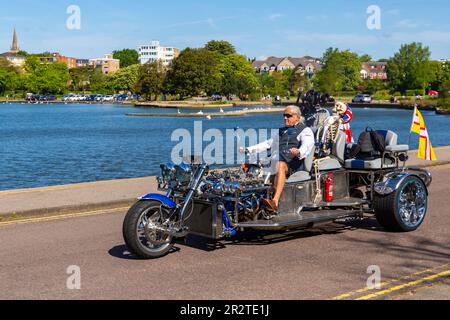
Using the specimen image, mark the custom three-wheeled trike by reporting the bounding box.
[122,120,432,259]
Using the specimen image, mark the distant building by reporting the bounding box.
[360,62,388,80]
[39,52,77,69]
[54,53,77,69]
[252,56,322,78]
[89,54,120,75]
[138,41,180,65]
[76,59,90,68]
[0,28,25,68]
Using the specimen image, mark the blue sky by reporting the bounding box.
[1,0,449,60]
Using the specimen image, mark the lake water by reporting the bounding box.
[1,103,449,191]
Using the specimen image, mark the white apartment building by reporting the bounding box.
[138,41,179,65]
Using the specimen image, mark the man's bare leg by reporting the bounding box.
[273,161,289,206]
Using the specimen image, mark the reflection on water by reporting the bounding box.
[0,103,449,190]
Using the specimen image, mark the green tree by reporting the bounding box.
[365,79,387,94]
[322,47,339,64]
[24,56,40,74]
[113,49,139,68]
[314,48,362,93]
[439,77,450,99]
[259,73,275,96]
[25,57,70,94]
[0,69,19,95]
[135,61,166,100]
[437,77,450,110]
[359,54,373,63]
[217,54,258,97]
[17,50,28,57]
[258,71,291,97]
[69,66,113,93]
[428,60,450,91]
[270,71,290,96]
[287,67,311,95]
[204,40,236,56]
[109,64,140,93]
[387,42,432,93]
[165,48,220,98]
[70,66,93,92]
[0,57,25,96]
[90,69,108,93]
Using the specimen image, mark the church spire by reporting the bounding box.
[11,28,19,53]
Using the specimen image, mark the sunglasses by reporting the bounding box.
[284,114,295,118]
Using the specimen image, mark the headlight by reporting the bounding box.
[160,162,176,183]
[374,184,394,195]
[174,163,192,184]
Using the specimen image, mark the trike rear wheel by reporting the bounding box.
[373,176,428,232]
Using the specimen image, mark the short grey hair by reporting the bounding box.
[285,105,304,121]
[286,105,302,117]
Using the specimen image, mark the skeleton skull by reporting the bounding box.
[333,101,347,116]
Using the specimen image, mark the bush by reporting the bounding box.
[338,90,358,96]
[404,89,425,96]
[373,90,391,100]
[437,98,450,110]
[415,89,425,96]
[249,91,261,101]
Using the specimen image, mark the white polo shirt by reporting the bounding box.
[247,125,315,161]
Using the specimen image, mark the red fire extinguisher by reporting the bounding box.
[324,173,334,203]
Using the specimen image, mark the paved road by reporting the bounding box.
[0,166,449,300]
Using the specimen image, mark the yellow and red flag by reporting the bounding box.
[411,107,437,161]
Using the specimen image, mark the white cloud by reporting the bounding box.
[394,19,419,29]
[381,31,450,44]
[305,14,329,22]
[387,9,400,15]
[283,29,450,49]
[164,18,217,29]
[269,13,285,21]
[0,16,27,22]
[167,34,253,49]
[343,12,356,18]
[161,15,239,30]
[284,32,379,46]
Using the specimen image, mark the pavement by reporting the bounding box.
[0,165,448,300]
[1,146,450,219]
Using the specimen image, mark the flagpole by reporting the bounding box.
[407,98,417,148]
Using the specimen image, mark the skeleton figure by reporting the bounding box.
[318,115,342,156]
[317,101,354,157]
[333,101,354,143]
